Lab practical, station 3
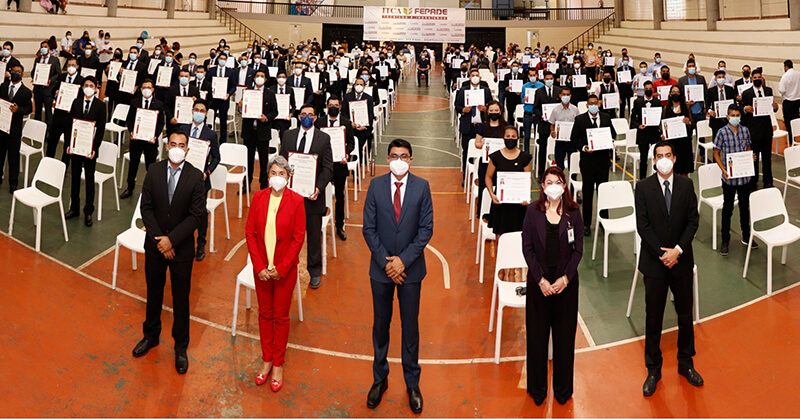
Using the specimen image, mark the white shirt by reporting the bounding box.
[326,115,340,127]
[391,173,408,206]
[296,126,315,153]
[98,41,114,63]
[60,37,71,53]
[657,171,682,253]
[470,85,482,124]
[779,68,800,100]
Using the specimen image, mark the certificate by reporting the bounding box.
[212,76,228,100]
[642,107,662,126]
[321,126,347,162]
[542,103,559,121]
[292,87,306,110]
[464,89,485,107]
[364,86,374,98]
[456,77,468,88]
[572,74,587,88]
[529,57,541,68]
[107,61,122,81]
[68,118,96,157]
[276,94,291,120]
[386,58,396,69]
[753,96,774,116]
[617,70,632,83]
[348,99,370,126]
[306,71,321,90]
[0,99,12,134]
[267,66,278,78]
[156,66,173,88]
[656,85,672,100]
[547,63,558,73]
[496,68,510,81]
[377,65,389,78]
[55,83,80,112]
[119,69,137,94]
[225,58,235,69]
[554,121,573,142]
[338,66,348,80]
[604,57,616,66]
[132,108,158,142]
[737,83,753,96]
[726,150,755,179]
[602,92,620,109]
[661,116,688,140]
[523,87,536,104]
[287,152,318,198]
[80,67,96,79]
[32,63,51,86]
[509,79,523,93]
[684,84,705,103]
[496,172,531,204]
[147,60,159,75]
[482,137,504,163]
[174,96,194,124]
[185,137,210,172]
[241,89,263,119]
[520,55,530,65]
[339,56,350,69]
[586,127,614,151]
[234,85,246,104]
[451,58,463,69]
[538,70,544,79]
[714,99,734,119]
[327,69,338,84]
[0,61,6,78]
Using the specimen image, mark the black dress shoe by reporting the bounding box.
[529,392,545,406]
[555,394,571,405]
[64,210,79,220]
[407,386,423,414]
[366,380,388,409]
[678,367,704,387]
[195,246,206,261]
[120,189,132,199]
[175,351,189,374]
[583,226,591,237]
[84,214,93,227]
[643,371,661,396]
[132,337,158,358]
[336,227,347,241]
[9,184,16,194]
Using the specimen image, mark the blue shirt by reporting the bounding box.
[713,124,752,186]
[648,62,666,80]
[521,81,545,113]
[688,76,703,115]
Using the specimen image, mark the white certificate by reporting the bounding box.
[327,69,338,85]
[523,87,537,104]
[726,150,755,179]
[292,87,306,110]
[241,89,263,119]
[68,118,95,157]
[119,69,137,94]
[496,171,531,204]
[276,94,291,120]
[586,127,614,151]
[737,83,753,96]
[0,61,6,78]
[386,58,396,69]
[661,116,688,140]
[377,65,389,78]
[455,77,468,88]
[547,63,558,73]
[542,103,559,121]
[451,58,463,69]
[287,152,318,198]
[643,107,662,126]
[185,137,210,172]
[509,79,523,93]
[225,58,235,69]
[538,70,544,79]
[753,96,774,116]
[267,66,278,78]
[656,85,672,100]
[338,65,349,80]
[603,92,620,109]
[464,89,485,107]
[604,57,616,66]
[714,99,734,119]
[107,61,122,81]
[520,55,530,65]
[156,66,173,88]
[339,56,350,68]
[617,70,632,83]
[0,98,13,134]
[555,121,573,142]
[33,63,51,86]
[174,96,193,124]
[482,137,504,163]
[364,85,374,98]
[348,99,370,126]
[132,108,158,142]
[306,71,321,90]
[234,85,246,104]
[684,84,705,103]
[497,69,510,82]
[321,126,347,162]
[211,76,228,100]
[55,83,80,112]
[147,60,159,75]
[572,74,587,88]
[80,67,96,79]
[529,57,541,68]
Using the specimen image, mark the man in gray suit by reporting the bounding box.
[677,59,708,142]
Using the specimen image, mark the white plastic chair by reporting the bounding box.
[8,157,69,252]
[487,232,527,364]
[206,166,230,253]
[111,194,145,290]
[568,152,582,202]
[627,248,699,322]
[206,109,215,129]
[770,112,788,154]
[697,163,737,250]
[742,188,800,296]
[790,119,800,146]
[219,143,250,218]
[513,103,525,132]
[592,181,637,278]
[577,101,588,114]
[468,156,480,234]
[621,129,639,181]
[782,145,800,198]
[695,119,714,168]
[464,138,481,199]
[321,183,337,276]
[611,117,628,173]
[19,119,47,188]
[82,142,120,221]
[216,98,239,144]
[476,188,496,284]
[106,103,130,157]
[347,141,361,202]
[231,256,304,336]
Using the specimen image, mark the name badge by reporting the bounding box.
[567,221,575,244]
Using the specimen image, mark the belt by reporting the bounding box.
[524,111,534,116]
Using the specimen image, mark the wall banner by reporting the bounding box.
[363,7,466,43]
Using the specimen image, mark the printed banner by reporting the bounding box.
[363,7,466,43]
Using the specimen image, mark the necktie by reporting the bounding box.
[129,61,134,70]
[295,77,299,88]
[548,87,552,97]
[592,117,598,128]
[192,126,199,138]
[67,76,72,84]
[758,90,763,98]
[84,99,90,115]
[182,87,186,96]
[393,182,402,222]
[298,131,307,153]
[9,84,15,100]
[168,166,180,204]
[280,87,284,94]
[663,180,671,216]
[720,88,725,101]
[144,99,150,109]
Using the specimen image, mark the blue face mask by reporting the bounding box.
[240,60,248,67]
[561,96,571,104]
[361,75,369,82]
[179,77,189,86]
[529,77,537,83]
[729,117,740,127]
[189,58,196,64]
[300,115,314,129]
[511,67,519,73]
[622,60,629,66]
[218,59,227,67]
[545,79,554,87]
[716,78,726,86]
[193,112,205,124]
[688,67,696,75]
[2,49,9,57]
[588,105,599,114]
[129,53,138,61]
[165,56,173,64]
[40,47,48,55]
[655,57,661,64]
[136,42,143,49]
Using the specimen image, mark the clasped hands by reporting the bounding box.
[385,256,406,284]
[539,275,568,296]
[257,268,281,281]
[659,247,680,269]
[155,235,175,259]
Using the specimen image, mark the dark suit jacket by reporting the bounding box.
[232,66,255,89]
[286,74,313,105]
[76,54,101,81]
[140,160,206,262]
[362,172,434,284]
[341,91,375,132]
[0,81,32,139]
[203,66,237,101]
[570,111,617,168]
[502,72,524,99]
[126,96,166,141]
[740,86,774,135]
[522,205,584,283]
[630,96,662,144]
[180,123,220,190]
[68,95,107,154]
[616,65,636,98]
[279,127,334,215]
[635,173,699,279]
[454,85,492,134]
[241,87,279,143]
[677,75,708,109]
[316,114,355,177]
[182,63,199,76]
[165,84,200,123]
[706,84,738,131]
[120,59,149,86]
[533,84,562,121]
[30,56,61,96]
[155,61,180,88]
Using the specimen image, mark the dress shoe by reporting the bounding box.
[583,226,591,237]
[763,183,774,188]
[643,371,661,396]
[720,242,729,256]
[195,246,206,261]
[132,337,158,358]
[678,367,704,387]
[84,214,93,227]
[366,380,388,409]
[9,184,16,194]
[120,189,133,199]
[175,351,189,374]
[270,377,283,392]
[742,239,758,250]
[309,276,321,289]
[255,372,269,386]
[555,394,571,405]
[407,386,423,413]
[336,227,347,241]
[529,392,545,406]
[64,210,79,220]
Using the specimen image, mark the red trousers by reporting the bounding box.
[254,266,298,366]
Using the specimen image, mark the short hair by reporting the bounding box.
[141,78,154,87]
[83,75,98,87]
[752,67,763,76]
[276,69,287,77]
[639,61,648,67]
[469,68,480,76]
[298,103,316,115]
[104,32,111,37]
[268,155,291,175]
[168,130,189,145]
[654,140,674,156]
[193,99,208,110]
[727,103,742,115]
[718,60,727,66]
[654,52,661,56]
[560,86,572,94]
[543,71,554,78]
[189,52,197,58]
[714,70,726,77]
[587,94,599,102]
[195,65,206,72]
[254,69,266,78]
[686,59,696,66]
[137,37,145,42]
[785,60,794,68]
[387,138,412,156]
[660,65,670,71]
[643,80,653,87]
[326,95,341,105]
[742,64,751,70]
[2,41,12,50]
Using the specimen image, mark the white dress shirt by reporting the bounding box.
[779,68,800,101]
[658,172,683,253]
[296,126,315,153]
[391,173,408,206]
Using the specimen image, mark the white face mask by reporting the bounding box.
[544,184,564,201]
[254,76,265,86]
[83,87,95,97]
[470,76,480,85]
[389,159,409,177]
[269,175,287,191]
[67,66,77,75]
[656,157,673,175]
[354,84,364,93]
[294,68,303,75]
[141,88,153,99]
[168,147,186,165]
[276,77,286,86]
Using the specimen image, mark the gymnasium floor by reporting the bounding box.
[2,66,800,417]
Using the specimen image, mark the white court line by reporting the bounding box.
[224,238,248,262]
[577,312,596,347]
[76,244,116,271]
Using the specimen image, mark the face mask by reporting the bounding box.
[656,157,673,175]
[254,76,265,86]
[545,80,554,87]
[719,66,726,72]
[470,76,480,85]
[136,42,144,50]
[219,42,225,47]
[603,77,611,83]
[247,48,252,53]
[168,147,186,165]
[729,117,740,127]
[179,77,189,86]
[561,96,571,104]
[588,46,593,50]
[327,106,339,117]
[192,112,205,124]
[715,78,725,86]
[389,159,409,177]
[644,89,653,97]
[67,66,77,75]
[574,63,581,69]
[661,73,670,81]
[218,59,226,67]
[743,71,751,78]
[529,77,537,83]
[83,87,95,97]
[622,60,629,66]
[294,68,303,76]
[461,67,468,73]
[544,184,564,200]
[9,72,21,83]
[196,72,205,80]
[239,60,247,67]
[488,113,501,121]
[141,88,153,98]
[300,115,314,129]
[269,175,287,191]
[85,49,92,57]
[504,138,518,149]
[2,49,10,57]
[753,79,763,87]
[511,66,520,74]
[640,67,647,74]
[40,47,49,55]
[277,77,286,85]
[189,58,196,64]
[588,105,599,114]
[154,50,161,56]
[334,57,341,63]
[655,57,661,64]
[354,84,364,93]
[670,94,681,102]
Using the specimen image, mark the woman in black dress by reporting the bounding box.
[474,100,506,219]
[485,125,533,235]
[661,85,695,175]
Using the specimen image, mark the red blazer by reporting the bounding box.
[245,187,306,279]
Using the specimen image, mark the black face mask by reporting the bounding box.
[603,77,611,83]
[327,106,340,117]
[488,113,501,121]
[113,53,122,60]
[504,138,517,149]
[461,67,468,73]
[662,73,670,81]
[753,79,763,87]
[9,71,21,83]
[644,89,653,97]
[670,94,681,102]
[743,71,751,78]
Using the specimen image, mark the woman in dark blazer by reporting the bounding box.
[521,166,584,406]
[245,155,306,392]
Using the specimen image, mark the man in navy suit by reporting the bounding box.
[454,68,492,174]
[286,62,314,106]
[203,53,236,143]
[362,139,434,414]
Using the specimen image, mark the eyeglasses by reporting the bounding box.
[389,154,411,161]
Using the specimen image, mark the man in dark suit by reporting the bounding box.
[0,63,32,192]
[118,46,149,106]
[280,103,334,289]
[47,58,84,159]
[503,62,523,125]
[635,140,702,397]
[567,57,590,106]
[165,69,199,133]
[570,94,616,234]
[341,78,375,156]
[120,79,166,199]
[451,61,470,92]
[734,64,752,102]
[182,53,199,76]
[630,80,662,180]
[362,139,433,414]
[204,53,236,143]
[315,95,355,240]
[1,41,22,83]
[706,70,738,141]
[132,130,206,375]
[136,37,150,66]
[241,69,279,191]
[740,68,778,188]
[233,53,255,91]
[617,57,636,117]
[286,62,314,106]
[533,72,562,176]
[31,41,61,125]
[154,50,180,102]
[454,68,492,173]
[76,44,101,82]
[192,66,209,100]
[270,69,296,140]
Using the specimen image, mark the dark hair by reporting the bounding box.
[105,32,111,37]
[686,59,696,66]
[387,138,412,156]
[718,60,726,66]
[193,99,208,110]
[714,70,726,77]
[137,37,145,42]
[326,95,341,105]
[660,65,670,71]
[639,61,648,67]
[254,69,267,77]
[486,99,502,112]
[141,78,154,87]
[727,103,742,115]
[752,67,763,76]
[168,130,189,145]
[560,86,572,94]
[83,76,98,87]
[643,80,653,87]
[2,41,13,50]
[503,125,518,138]
[543,71,554,78]
[298,103,316,115]
[587,93,599,102]
[536,166,578,212]
[653,140,674,156]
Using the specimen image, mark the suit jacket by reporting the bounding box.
[617,65,636,97]
[241,87,279,143]
[564,67,590,104]
[630,96,662,144]
[341,91,375,132]
[316,114,355,176]
[77,54,101,81]
[677,75,708,108]
[635,173,699,279]
[203,66,237,102]
[533,84,562,121]
[245,187,307,279]
[120,59,149,86]
[0,81,32,139]
[279,127,334,215]
[165,83,200,123]
[155,61,180,88]
[740,85,774,134]
[180,123,220,189]
[706,84,738,131]
[182,63,198,76]
[1,56,21,83]
[232,66,255,89]
[126,96,166,141]
[362,172,434,284]
[286,74,313,105]
[521,205,584,283]
[140,159,206,262]
[69,95,107,154]
[454,84,492,134]
[570,111,617,168]
[30,55,61,96]
[502,72,524,99]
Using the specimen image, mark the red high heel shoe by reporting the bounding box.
[270,377,283,392]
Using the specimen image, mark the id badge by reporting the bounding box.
[567,221,575,244]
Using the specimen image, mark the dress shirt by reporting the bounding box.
[8,81,20,98]
[779,68,800,100]
[470,85,482,124]
[190,122,203,138]
[548,103,579,124]
[391,173,408,206]
[718,87,726,101]
[327,115,340,127]
[127,60,137,70]
[238,67,249,85]
[657,172,682,253]
[166,161,185,185]
[713,124,752,187]
[296,126,315,153]
[687,76,703,115]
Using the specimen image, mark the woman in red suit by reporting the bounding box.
[245,155,306,392]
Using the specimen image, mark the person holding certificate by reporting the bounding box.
[713,105,757,256]
[76,43,100,84]
[652,65,677,105]
[660,85,695,175]
[532,72,562,176]
[241,69,279,191]
[315,95,354,241]
[740,68,779,189]
[202,53,235,143]
[677,59,708,146]
[31,41,60,125]
[47,58,84,160]
[594,70,620,119]
[0,63,32,193]
[65,76,106,227]
[165,69,199,133]
[153,50,180,102]
[341,77,375,157]
[270,69,297,140]
[121,80,165,200]
[617,56,635,117]
[286,62,313,107]
[520,68,544,156]
[117,47,148,106]
[548,87,580,170]
[279,104,334,290]
[706,70,738,143]
[455,68,492,174]
[502,62,523,124]
[565,57,590,106]
[485,126,533,236]
[630,81,663,179]
[473,101,507,219]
